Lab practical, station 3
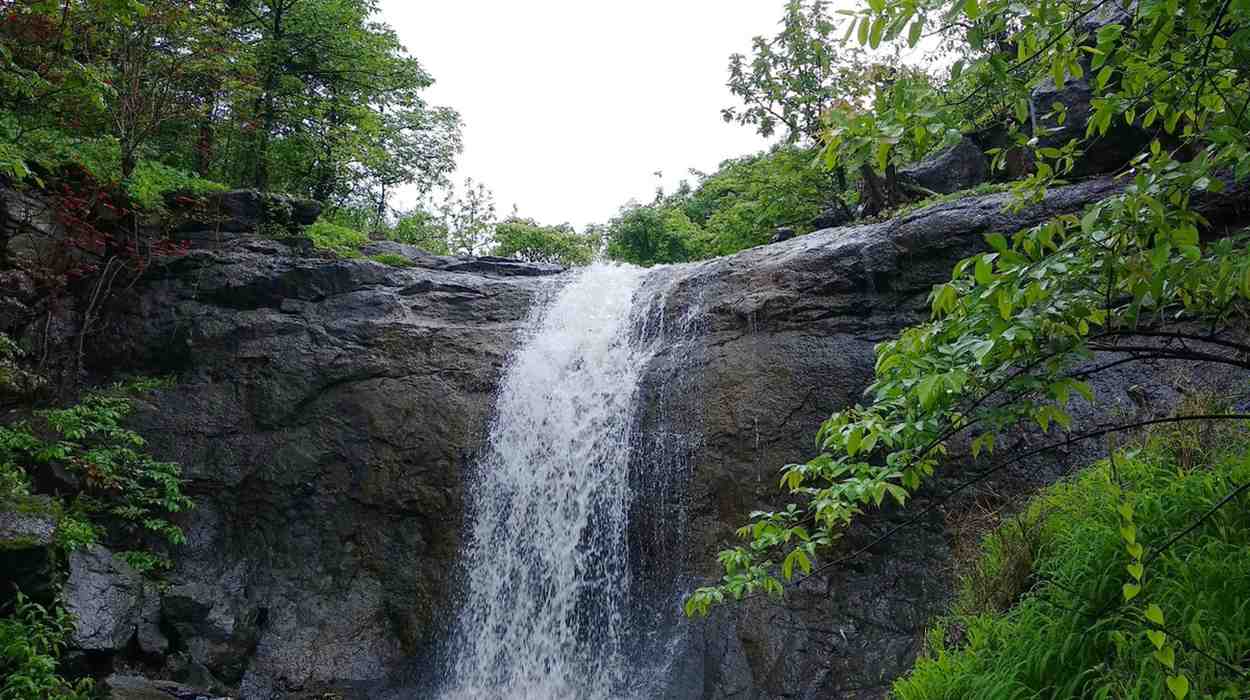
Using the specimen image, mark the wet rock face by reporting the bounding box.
[898,137,989,195]
[90,238,563,696]
[636,176,1246,699]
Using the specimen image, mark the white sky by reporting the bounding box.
[379,0,791,229]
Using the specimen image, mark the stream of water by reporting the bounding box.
[438,263,670,700]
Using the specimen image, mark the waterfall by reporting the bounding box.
[439,262,675,700]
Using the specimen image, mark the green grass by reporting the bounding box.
[369,252,417,268]
[893,423,1250,700]
[306,220,369,258]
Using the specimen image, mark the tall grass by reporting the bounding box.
[893,424,1250,699]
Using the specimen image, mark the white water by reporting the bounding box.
[440,263,662,700]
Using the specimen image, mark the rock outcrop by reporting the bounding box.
[85,239,563,696]
[635,175,1248,698]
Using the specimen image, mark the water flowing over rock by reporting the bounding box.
[440,263,665,699]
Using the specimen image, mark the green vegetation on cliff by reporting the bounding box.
[896,419,1250,699]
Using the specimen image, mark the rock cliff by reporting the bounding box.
[2,175,1244,698]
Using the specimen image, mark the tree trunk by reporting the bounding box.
[858,163,907,217]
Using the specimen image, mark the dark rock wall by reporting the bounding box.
[87,239,563,697]
[635,177,1244,698]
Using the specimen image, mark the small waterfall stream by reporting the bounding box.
[439,263,681,700]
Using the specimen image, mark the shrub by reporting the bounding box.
[369,253,416,268]
[123,160,226,212]
[0,593,94,700]
[306,220,369,258]
[893,430,1250,700]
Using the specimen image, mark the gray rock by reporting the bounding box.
[899,137,989,194]
[0,498,59,606]
[90,237,564,694]
[0,499,56,546]
[103,674,230,700]
[78,174,1248,697]
[137,581,169,655]
[63,545,143,653]
[633,175,1250,698]
[169,190,322,236]
[810,202,853,230]
[1028,2,1147,178]
[769,227,797,244]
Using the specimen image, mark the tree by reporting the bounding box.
[724,0,899,216]
[604,203,704,266]
[687,11,1250,692]
[724,0,875,145]
[107,0,230,177]
[492,218,595,267]
[224,0,459,200]
[437,178,497,256]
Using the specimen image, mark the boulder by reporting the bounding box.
[1028,1,1146,178]
[769,227,797,244]
[0,497,59,606]
[103,674,230,700]
[810,202,854,230]
[168,190,322,238]
[898,137,989,195]
[63,545,143,653]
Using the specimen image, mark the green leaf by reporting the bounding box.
[1127,562,1144,581]
[1166,674,1189,699]
[975,256,993,285]
[1145,603,1165,626]
[1154,645,1175,669]
[869,18,885,48]
[1147,629,1167,650]
[857,15,870,45]
[908,19,924,47]
[1122,582,1141,601]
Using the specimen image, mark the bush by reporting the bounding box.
[893,428,1250,700]
[306,220,369,257]
[369,252,416,268]
[124,160,226,212]
[0,594,94,700]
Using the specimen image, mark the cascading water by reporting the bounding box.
[439,262,676,700]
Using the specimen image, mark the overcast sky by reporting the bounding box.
[378,0,791,228]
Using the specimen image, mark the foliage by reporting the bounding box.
[384,208,450,254]
[688,10,1250,697]
[602,146,840,265]
[124,160,227,212]
[724,0,879,145]
[894,435,1250,699]
[0,593,94,700]
[0,0,460,212]
[436,178,497,256]
[493,218,596,267]
[305,220,369,257]
[0,379,191,550]
[368,252,416,268]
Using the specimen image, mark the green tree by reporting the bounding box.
[223,0,460,201]
[437,177,496,255]
[604,203,705,266]
[492,218,596,267]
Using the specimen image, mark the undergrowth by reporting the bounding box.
[306,220,369,258]
[0,594,93,700]
[893,413,1250,699]
[369,252,416,268]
